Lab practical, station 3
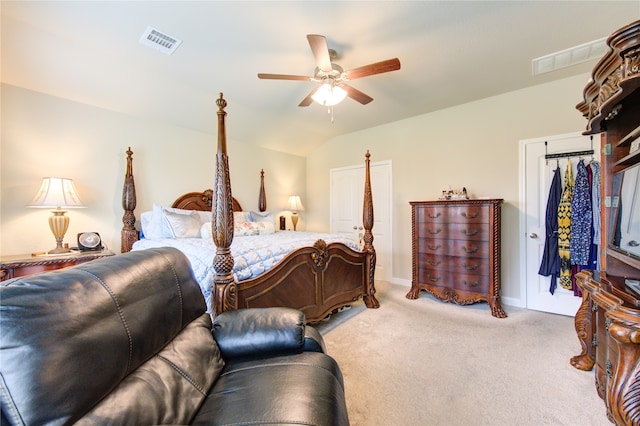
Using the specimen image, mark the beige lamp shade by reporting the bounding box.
[287,195,304,212]
[288,195,304,231]
[29,177,85,254]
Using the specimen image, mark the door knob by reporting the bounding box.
[529,233,538,239]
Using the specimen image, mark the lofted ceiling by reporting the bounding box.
[2,1,638,156]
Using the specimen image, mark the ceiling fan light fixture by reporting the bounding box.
[312,83,347,106]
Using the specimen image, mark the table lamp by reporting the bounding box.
[288,195,304,231]
[28,177,85,254]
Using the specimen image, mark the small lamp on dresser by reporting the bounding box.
[288,195,304,231]
[28,177,85,254]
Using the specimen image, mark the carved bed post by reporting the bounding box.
[259,169,267,212]
[362,150,380,308]
[211,93,237,315]
[121,147,138,253]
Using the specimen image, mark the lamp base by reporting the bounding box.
[48,209,70,254]
[48,245,71,255]
[291,212,299,231]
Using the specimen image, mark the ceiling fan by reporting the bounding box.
[258,34,401,107]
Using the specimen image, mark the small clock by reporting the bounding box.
[77,232,103,251]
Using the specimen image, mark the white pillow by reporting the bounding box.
[140,211,163,239]
[249,210,275,224]
[234,221,276,236]
[200,222,212,240]
[145,204,209,238]
[164,210,202,238]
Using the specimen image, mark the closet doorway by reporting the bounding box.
[330,161,392,282]
[520,132,597,316]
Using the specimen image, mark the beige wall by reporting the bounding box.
[2,74,591,308]
[1,84,305,255]
[306,73,591,307]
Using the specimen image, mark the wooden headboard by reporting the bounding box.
[171,190,243,212]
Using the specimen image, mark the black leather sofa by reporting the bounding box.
[0,247,349,425]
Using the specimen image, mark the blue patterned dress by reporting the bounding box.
[570,160,592,266]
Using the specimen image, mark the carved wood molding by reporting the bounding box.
[577,20,640,134]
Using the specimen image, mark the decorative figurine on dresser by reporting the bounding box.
[406,198,505,318]
[568,20,640,426]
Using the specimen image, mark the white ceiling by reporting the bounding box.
[2,1,638,156]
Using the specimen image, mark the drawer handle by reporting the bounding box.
[427,228,441,235]
[426,259,441,267]
[462,262,479,271]
[427,273,441,282]
[462,229,479,236]
[462,279,479,287]
[428,212,441,219]
[461,212,479,219]
[427,244,442,251]
[629,240,639,247]
[462,246,478,253]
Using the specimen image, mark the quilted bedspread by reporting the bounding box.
[131,231,359,306]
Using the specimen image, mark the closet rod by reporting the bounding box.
[544,149,594,160]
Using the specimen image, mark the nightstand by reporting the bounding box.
[0,250,116,282]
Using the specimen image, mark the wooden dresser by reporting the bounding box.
[0,250,115,282]
[407,199,506,318]
[569,20,640,426]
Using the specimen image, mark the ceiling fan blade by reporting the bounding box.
[346,58,401,80]
[342,84,373,105]
[258,73,312,81]
[307,34,332,73]
[299,88,319,107]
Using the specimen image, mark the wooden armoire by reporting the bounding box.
[569,20,640,426]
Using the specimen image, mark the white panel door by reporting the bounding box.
[331,161,392,281]
[521,133,595,316]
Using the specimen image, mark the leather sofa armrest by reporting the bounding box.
[213,307,308,359]
[303,326,327,353]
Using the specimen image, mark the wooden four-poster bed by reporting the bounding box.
[120,93,379,322]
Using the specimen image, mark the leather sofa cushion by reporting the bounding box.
[78,314,224,425]
[1,248,207,425]
[191,351,349,426]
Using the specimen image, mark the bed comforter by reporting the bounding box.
[132,231,360,305]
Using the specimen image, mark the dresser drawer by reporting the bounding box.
[418,268,490,294]
[417,253,490,276]
[415,205,489,224]
[417,238,489,258]
[417,222,489,241]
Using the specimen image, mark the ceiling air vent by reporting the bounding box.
[532,37,607,75]
[139,26,182,55]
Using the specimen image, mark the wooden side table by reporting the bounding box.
[0,250,116,282]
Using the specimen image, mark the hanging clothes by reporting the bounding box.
[571,159,592,265]
[590,161,602,271]
[557,159,574,291]
[539,166,563,294]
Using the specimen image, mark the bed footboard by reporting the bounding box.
[226,239,377,323]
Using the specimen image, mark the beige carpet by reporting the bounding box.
[315,281,610,426]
